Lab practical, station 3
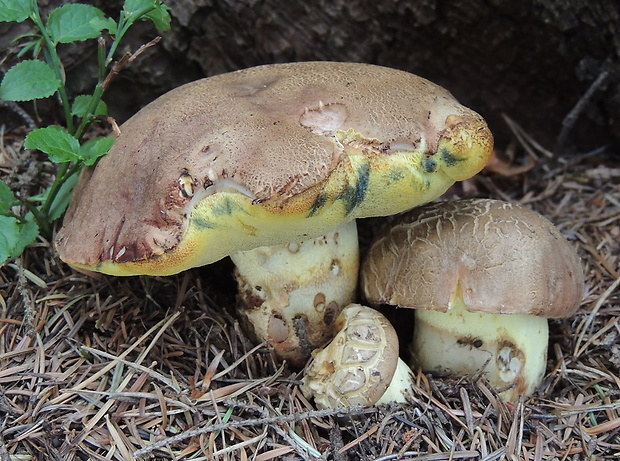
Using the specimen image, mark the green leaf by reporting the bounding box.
[123,0,152,16]
[123,0,171,30]
[72,95,108,117]
[46,171,79,221]
[24,126,80,163]
[27,168,79,215]
[10,216,39,258]
[0,215,20,264]
[47,4,114,44]
[16,36,43,58]
[145,3,171,31]
[106,18,118,35]
[0,60,61,101]
[0,0,34,23]
[78,137,115,166]
[0,181,16,212]
[91,15,117,35]
[27,192,46,203]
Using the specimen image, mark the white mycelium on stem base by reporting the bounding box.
[362,199,584,402]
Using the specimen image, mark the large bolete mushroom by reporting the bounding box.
[361,199,585,401]
[56,62,493,366]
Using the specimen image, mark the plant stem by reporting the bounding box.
[3,211,26,223]
[97,37,106,83]
[29,2,74,134]
[27,0,74,235]
[41,162,69,217]
[74,85,105,140]
[106,6,156,65]
[61,163,83,184]
[75,6,156,140]
[19,199,51,239]
[38,160,83,239]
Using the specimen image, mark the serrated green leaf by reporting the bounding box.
[71,95,108,118]
[0,60,61,101]
[0,215,21,264]
[0,181,16,212]
[0,0,34,23]
[145,3,171,31]
[123,0,152,16]
[10,216,39,258]
[46,171,79,221]
[123,0,170,30]
[47,4,112,44]
[105,17,117,35]
[91,15,117,35]
[78,137,115,166]
[24,126,80,163]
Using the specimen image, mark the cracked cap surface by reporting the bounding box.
[56,61,493,276]
[361,199,585,318]
[301,304,400,408]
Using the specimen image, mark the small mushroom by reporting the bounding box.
[56,62,493,366]
[361,199,584,401]
[301,304,414,408]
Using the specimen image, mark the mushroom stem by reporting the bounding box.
[231,220,359,368]
[411,286,549,402]
[376,358,414,405]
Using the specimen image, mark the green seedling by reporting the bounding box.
[0,0,171,265]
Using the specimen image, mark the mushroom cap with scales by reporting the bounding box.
[301,303,414,408]
[361,198,584,318]
[361,198,585,400]
[56,62,493,276]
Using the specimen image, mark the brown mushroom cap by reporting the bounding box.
[57,62,492,276]
[362,199,584,318]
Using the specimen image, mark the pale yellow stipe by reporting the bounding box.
[412,290,549,403]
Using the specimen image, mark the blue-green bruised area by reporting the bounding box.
[385,167,406,184]
[192,195,249,229]
[336,162,370,215]
[440,147,465,167]
[308,192,328,217]
[421,158,437,173]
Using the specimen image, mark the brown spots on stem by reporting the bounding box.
[323,301,339,326]
[268,313,288,343]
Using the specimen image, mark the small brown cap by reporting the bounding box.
[362,199,584,318]
[301,304,400,408]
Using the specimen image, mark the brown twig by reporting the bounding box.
[133,405,377,458]
[101,37,162,91]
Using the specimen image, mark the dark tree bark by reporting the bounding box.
[161,0,620,153]
[2,0,619,154]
